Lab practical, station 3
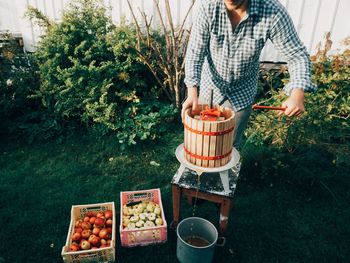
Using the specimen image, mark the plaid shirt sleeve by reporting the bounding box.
[269,6,317,95]
[184,1,210,88]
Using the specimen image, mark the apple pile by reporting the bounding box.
[122,200,163,229]
[70,210,113,252]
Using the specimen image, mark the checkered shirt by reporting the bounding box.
[184,0,317,112]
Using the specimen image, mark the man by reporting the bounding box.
[182,0,316,148]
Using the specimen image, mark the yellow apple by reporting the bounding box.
[146,203,155,213]
[130,215,139,222]
[127,222,136,229]
[135,220,145,228]
[155,218,163,226]
[144,221,155,227]
[123,218,130,227]
[154,207,161,215]
[139,213,147,220]
[147,213,156,221]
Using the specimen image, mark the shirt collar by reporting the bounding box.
[220,0,260,16]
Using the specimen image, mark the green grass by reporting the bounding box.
[0,125,349,263]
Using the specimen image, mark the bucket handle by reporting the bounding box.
[216,237,226,247]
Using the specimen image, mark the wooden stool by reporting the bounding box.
[170,165,240,244]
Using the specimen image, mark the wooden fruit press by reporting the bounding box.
[171,90,241,245]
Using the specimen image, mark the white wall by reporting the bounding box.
[0,0,349,61]
[260,0,350,61]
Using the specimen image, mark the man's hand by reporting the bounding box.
[181,87,198,122]
[278,89,305,117]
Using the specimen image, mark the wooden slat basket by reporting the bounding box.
[184,104,235,168]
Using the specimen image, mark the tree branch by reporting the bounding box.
[126,0,144,50]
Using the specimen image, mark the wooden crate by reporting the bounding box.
[184,105,235,168]
[120,188,167,247]
[61,202,116,263]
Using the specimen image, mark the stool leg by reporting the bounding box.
[186,195,194,206]
[219,170,230,194]
[219,198,233,237]
[171,184,181,228]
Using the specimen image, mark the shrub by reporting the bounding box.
[28,0,177,147]
[0,33,40,123]
[245,38,350,150]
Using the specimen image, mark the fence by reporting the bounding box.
[0,0,349,61]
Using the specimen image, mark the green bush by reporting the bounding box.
[246,46,350,150]
[0,33,67,142]
[30,0,176,147]
[0,33,40,122]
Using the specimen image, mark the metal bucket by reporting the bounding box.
[176,217,218,263]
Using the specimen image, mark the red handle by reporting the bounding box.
[252,105,286,111]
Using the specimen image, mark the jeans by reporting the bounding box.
[221,100,252,149]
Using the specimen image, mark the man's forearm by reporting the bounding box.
[290,88,305,101]
[187,86,198,99]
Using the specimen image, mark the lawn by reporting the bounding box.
[0,124,349,263]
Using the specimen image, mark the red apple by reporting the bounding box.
[81,221,92,230]
[88,234,96,243]
[104,210,113,220]
[71,232,82,242]
[81,229,92,239]
[83,216,90,222]
[99,229,110,239]
[89,216,96,224]
[100,239,107,245]
[94,217,105,228]
[70,242,79,251]
[86,211,96,217]
[88,235,101,247]
[106,219,113,227]
[92,227,100,236]
[96,212,104,218]
[106,239,112,246]
[106,227,112,234]
[91,238,100,247]
[80,240,91,250]
[75,219,83,228]
[75,227,83,234]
